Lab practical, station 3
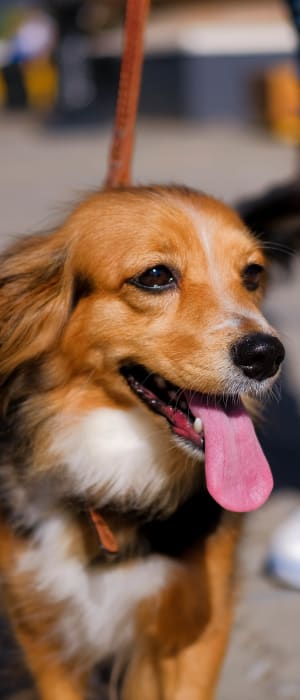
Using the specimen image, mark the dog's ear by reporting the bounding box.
[0,233,72,379]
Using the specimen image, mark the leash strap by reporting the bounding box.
[106,0,150,188]
[88,509,119,555]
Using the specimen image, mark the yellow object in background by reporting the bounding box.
[264,63,300,144]
[0,72,6,107]
[23,58,57,109]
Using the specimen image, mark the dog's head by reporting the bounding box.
[0,187,284,517]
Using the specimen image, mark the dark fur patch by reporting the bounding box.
[238,181,300,264]
[140,489,222,558]
[71,273,94,309]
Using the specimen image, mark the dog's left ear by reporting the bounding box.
[0,233,72,380]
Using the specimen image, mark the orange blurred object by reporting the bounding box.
[264,62,300,143]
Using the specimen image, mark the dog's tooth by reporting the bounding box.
[169,390,177,401]
[154,375,166,389]
[193,417,203,434]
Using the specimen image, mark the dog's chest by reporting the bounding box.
[17,513,175,664]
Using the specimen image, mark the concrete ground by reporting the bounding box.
[0,113,299,700]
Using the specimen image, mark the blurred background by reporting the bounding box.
[0,1,300,699]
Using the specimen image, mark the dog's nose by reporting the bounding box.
[231,333,285,381]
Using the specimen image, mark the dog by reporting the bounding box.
[0,185,284,700]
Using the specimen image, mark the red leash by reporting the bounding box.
[105,0,150,188]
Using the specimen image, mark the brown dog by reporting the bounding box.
[0,186,284,699]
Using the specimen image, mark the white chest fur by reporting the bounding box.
[18,512,177,665]
[50,407,191,514]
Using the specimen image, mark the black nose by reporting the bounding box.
[231,333,285,381]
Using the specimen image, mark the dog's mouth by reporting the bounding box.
[121,364,204,452]
[121,363,274,513]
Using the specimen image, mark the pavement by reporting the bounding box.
[0,113,299,700]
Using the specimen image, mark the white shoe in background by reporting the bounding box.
[266,508,300,589]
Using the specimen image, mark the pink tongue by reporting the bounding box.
[189,396,273,512]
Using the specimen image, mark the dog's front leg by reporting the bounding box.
[123,514,241,700]
[0,522,87,700]
[122,621,231,700]
[12,633,87,700]
[9,581,88,700]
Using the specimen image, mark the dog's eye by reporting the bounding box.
[242,263,265,291]
[129,265,177,292]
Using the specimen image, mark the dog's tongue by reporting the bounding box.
[188,396,273,512]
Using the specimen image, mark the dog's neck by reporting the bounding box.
[0,440,223,567]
